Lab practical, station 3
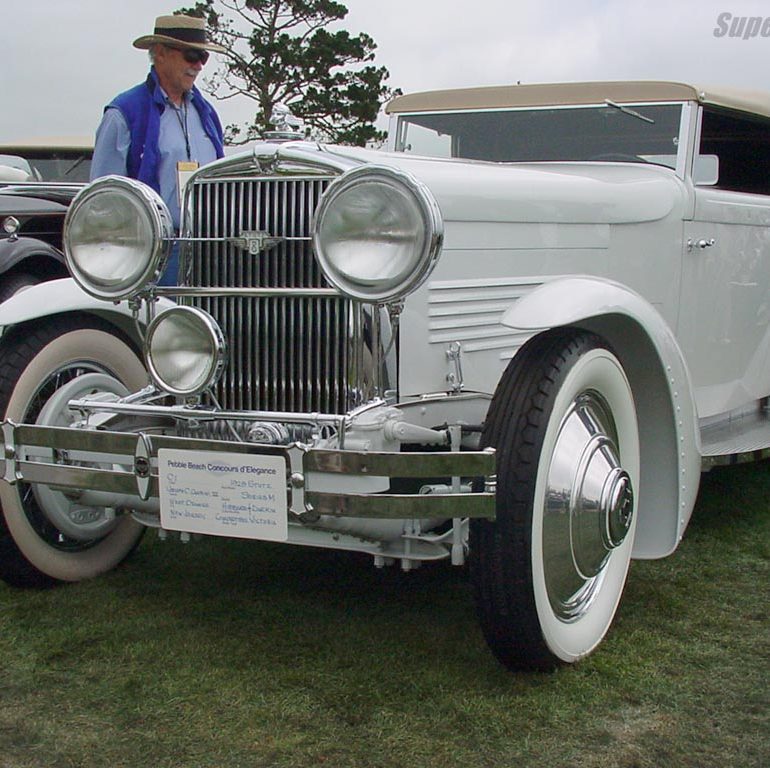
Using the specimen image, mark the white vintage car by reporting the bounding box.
[0,81,767,671]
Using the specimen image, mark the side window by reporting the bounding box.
[395,120,452,158]
[699,107,770,195]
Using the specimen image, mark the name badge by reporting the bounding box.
[177,161,199,206]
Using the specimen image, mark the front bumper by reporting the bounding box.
[1,419,496,529]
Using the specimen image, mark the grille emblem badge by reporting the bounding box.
[230,229,285,255]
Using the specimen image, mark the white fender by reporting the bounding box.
[0,278,175,340]
[502,276,700,558]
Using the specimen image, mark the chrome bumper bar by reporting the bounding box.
[0,422,496,521]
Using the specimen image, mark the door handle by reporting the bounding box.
[687,238,716,251]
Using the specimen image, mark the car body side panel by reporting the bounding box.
[680,187,770,417]
[398,172,688,401]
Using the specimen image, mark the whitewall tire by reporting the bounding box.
[0,317,147,587]
[471,329,639,670]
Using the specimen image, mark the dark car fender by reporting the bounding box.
[0,236,67,279]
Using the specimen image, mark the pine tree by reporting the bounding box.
[176,0,399,145]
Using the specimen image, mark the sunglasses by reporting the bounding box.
[166,45,210,65]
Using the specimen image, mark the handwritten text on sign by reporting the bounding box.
[158,449,288,541]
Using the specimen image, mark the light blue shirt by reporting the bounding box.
[91,88,218,229]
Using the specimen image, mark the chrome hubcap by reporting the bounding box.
[28,371,129,541]
[543,391,634,621]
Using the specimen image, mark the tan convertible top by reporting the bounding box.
[386,81,770,120]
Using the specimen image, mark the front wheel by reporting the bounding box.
[0,317,148,588]
[471,329,639,671]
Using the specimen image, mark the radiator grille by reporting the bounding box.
[185,176,358,414]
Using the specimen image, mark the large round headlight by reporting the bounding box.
[146,307,225,396]
[312,166,443,302]
[64,176,173,299]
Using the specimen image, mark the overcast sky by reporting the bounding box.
[2,0,769,143]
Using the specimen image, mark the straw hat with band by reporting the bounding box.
[133,15,226,52]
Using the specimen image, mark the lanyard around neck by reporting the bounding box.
[171,98,192,161]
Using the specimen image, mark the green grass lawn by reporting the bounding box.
[1,461,768,768]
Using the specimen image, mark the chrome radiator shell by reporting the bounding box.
[180,174,366,415]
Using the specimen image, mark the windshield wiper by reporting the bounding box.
[62,156,86,178]
[604,100,655,124]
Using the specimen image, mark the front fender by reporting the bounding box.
[0,277,175,343]
[502,276,700,558]
[0,237,66,275]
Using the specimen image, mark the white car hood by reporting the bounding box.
[319,145,685,225]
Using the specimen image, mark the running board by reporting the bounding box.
[700,407,770,467]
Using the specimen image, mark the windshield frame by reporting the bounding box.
[389,100,694,178]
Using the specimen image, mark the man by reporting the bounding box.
[90,14,226,285]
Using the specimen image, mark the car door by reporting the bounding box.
[677,106,770,418]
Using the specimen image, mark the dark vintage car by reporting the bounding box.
[0,138,93,300]
[0,137,93,183]
[0,184,77,302]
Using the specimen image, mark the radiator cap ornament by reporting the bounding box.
[263,103,305,141]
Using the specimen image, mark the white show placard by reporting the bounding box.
[158,449,288,541]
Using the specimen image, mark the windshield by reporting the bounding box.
[0,150,92,182]
[394,103,684,168]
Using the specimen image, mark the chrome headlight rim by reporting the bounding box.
[146,306,226,397]
[312,165,443,303]
[63,175,173,300]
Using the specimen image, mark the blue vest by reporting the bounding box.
[107,68,224,194]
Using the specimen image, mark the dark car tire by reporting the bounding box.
[470,329,639,671]
[0,317,148,588]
